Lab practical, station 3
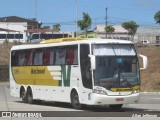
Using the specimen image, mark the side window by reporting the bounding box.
[66,46,78,65]
[18,51,25,66]
[55,47,66,65]
[50,49,56,65]
[11,51,19,66]
[73,47,78,64]
[80,44,92,89]
[33,49,43,65]
[66,48,74,64]
[43,49,51,65]
[25,50,32,65]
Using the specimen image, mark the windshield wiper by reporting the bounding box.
[120,73,132,87]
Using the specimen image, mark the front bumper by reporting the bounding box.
[86,93,140,105]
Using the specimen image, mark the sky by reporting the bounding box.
[0,0,160,32]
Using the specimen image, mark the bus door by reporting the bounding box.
[80,44,93,102]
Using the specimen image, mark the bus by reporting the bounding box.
[0,32,26,43]
[10,38,148,109]
[29,32,74,43]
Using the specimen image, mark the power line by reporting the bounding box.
[108,6,158,11]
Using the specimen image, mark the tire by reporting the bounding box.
[71,91,82,109]
[34,100,42,104]
[27,89,33,104]
[109,104,123,110]
[21,90,27,103]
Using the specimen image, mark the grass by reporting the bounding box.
[0,43,160,91]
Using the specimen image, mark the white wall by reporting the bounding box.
[0,22,27,43]
[0,22,27,32]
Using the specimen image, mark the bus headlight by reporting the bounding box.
[132,89,140,94]
[93,89,107,95]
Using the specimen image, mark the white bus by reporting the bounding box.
[10,38,148,109]
[29,32,74,43]
[0,32,26,43]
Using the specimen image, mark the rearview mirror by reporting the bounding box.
[88,55,96,70]
[138,54,148,70]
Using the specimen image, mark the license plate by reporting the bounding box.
[116,98,124,101]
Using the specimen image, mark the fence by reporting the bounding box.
[0,65,9,81]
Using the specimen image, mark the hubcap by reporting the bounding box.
[74,95,79,105]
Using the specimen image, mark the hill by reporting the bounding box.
[136,45,160,91]
[0,43,159,92]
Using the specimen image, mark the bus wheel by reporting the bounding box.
[109,104,123,110]
[71,91,82,109]
[27,89,33,104]
[21,90,27,103]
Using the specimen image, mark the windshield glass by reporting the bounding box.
[92,44,140,90]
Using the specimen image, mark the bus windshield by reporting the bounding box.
[92,44,140,90]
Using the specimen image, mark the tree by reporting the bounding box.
[122,21,139,36]
[105,25,115,33]
[78,12,92,37]
[105,25,115,38]
[53,24,61,32]
[154,11,160,24]
[122,21,139,40]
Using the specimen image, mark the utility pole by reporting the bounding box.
[76,0,78,37]
[105,7,108,38]
[35,0,37,20]
[106,7,108,26]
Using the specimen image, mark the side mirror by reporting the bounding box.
[88,55,96,70]
[138,54,148,70]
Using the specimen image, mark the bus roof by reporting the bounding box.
[40,38,85,44]
[40,38,133,44]
[11,38,134,50]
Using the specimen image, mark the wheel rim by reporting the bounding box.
[27,90,33,104]
[73,95,79,105]
[22,93,25,100]
[71,92,82,109]
[22,91,26,102]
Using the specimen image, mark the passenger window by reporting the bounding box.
[73,48,78,64]
[66,48,74,64]
[55,48,66,65]
[25,50,32,65]
[18,51,25,66]
[50,49,56,65]
[33,49,43,65]
[66,46,78,65]
[43,49,50,65]
[11,51,19,66]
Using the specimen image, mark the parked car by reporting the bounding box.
[141,40,150,45]
[135,40,150,47]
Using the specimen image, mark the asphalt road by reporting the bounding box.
[0,82,160,120]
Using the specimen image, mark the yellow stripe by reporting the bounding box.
[40,38,85,44]
[111,86,140,92]
[12,66,60,86]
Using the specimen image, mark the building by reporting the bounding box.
[0,16,41,43]
[134,27,160,44]
[0,16,74,43]
[77,25,130,40]
[95,25,130,40]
